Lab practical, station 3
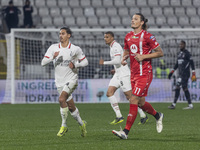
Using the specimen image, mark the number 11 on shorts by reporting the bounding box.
[134,87,141,95]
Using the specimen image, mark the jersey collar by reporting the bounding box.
[110,40,115,48]
[59,42,71,49]
[133,29,144,36]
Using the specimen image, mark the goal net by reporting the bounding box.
[2,28,200,104]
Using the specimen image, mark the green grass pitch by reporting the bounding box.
[0,103,200,150]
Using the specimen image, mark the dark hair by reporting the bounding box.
[105,31,114,37]
[135,13,148,30]
[181,40,186,46]
[60,27,72,36]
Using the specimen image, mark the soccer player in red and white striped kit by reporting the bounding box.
[112,13,164,139]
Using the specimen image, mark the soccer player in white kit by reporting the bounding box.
[99,31,148,125]
[41,27,88,137]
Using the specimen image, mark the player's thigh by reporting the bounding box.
[57,80,78,102]
[109,75,120,89]
[131,73,153,97]
[120,75,132,93]
[181,77,189,89]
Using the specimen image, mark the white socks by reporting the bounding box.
[60,107,69,127]
[108,95,122,118]
[70,107,83,126]
[138,107,146,118]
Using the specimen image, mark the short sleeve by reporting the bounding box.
[147,34,160,50]
[124,35,129,50]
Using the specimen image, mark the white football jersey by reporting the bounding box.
[110,41,130,77]
[44,42,86,87]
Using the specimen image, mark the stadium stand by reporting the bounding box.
[84,7,95,17]
[61,7,72,17]
[102,0,113,8]
[118,7,129,17]
[0,0,200,29]
[35,0,46,7]
[46,0,57,7]
[57,0,68,7]
[50,7,61,17]
[148,0,158,7]
[192,0,200,7]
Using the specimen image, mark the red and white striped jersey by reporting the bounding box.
[44,42,86,87]
[124,30,159,76]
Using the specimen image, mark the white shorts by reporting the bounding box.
[57,79,78,102]
[109,74,132,92]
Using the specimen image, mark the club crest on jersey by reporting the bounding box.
[132,36,139,39]
[130,44,137,53]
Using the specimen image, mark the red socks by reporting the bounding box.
[125,104,138,131]
[140,101,157,116]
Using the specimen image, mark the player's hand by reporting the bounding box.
[99,57,104,65]
[53,51,59,59]
[191,71,197,82]
[69,62,75,69]
[110,69,115,75]
[168,70,174,79]
[121,55,129,66]
[134,53,144,62]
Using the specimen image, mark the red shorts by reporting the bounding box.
[131,72,153,97]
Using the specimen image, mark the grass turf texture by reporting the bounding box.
[0,103,200,150]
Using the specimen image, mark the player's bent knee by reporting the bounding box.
[59,97,66,103]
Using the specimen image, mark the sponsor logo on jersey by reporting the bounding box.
[130,44,137,54]
[132,36,139,39]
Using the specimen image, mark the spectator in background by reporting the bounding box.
[156,59,170,78]
[4,1,21,32]
[168,40,196,110]
[23,0,33,28]
[0,57,7,79]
